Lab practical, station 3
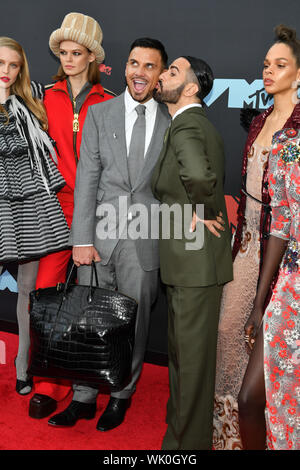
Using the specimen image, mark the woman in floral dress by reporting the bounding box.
[238,127,299,450]
[213,24,300,449]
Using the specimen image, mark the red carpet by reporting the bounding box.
[0,331,169,450]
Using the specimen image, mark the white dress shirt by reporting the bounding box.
[124,87,158,156]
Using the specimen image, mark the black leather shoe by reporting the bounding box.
[29,394,57,419]
[96,397,130,431]
[48,401,96,427]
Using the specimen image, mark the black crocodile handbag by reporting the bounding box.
[28,262,137,392]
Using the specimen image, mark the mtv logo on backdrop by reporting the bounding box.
[205,79,273,109]
[0,270,18,293]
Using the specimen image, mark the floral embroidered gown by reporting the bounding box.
[213,142,270,449]
[263,128,299,450]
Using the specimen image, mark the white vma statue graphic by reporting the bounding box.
[0,270,18,293]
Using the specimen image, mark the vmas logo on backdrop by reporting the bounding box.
[225,195,239,235]
[99,64,112,76]
[0,270,18,293]
[204,78,300,108]
[204,79,273,109]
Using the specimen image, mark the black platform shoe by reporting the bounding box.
[14,357,33,395]
[16,377,33,395]
[29,394,57,419]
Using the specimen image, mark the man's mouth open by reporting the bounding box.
[133,79,148,93]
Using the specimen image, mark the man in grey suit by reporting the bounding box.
[48,38,170,431]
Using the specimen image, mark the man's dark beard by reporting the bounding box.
[153,87,163,103]
[154,83,185,104]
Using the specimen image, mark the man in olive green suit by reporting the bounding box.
[151,56,233,450]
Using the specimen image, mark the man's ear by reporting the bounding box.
[184,82,200,98]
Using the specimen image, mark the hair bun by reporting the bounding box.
[275,24,297,43]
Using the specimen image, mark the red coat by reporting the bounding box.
[44,80,114,205]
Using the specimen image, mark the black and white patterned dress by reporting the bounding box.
[0,96,70,262]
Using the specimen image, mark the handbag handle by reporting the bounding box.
[43,261,99,367]
[63,261,99,302]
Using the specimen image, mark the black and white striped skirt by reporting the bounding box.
[0,190,70,263]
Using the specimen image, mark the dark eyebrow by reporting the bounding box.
[170,65,179,72]
[128,59,157,67]
[264,57,289,62]
[59,48,82,52]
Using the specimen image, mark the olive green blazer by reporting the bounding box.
[151,106,233,287]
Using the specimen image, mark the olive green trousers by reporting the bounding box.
[162,284,223,450]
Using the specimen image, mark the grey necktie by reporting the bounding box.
[127,104,146,187]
